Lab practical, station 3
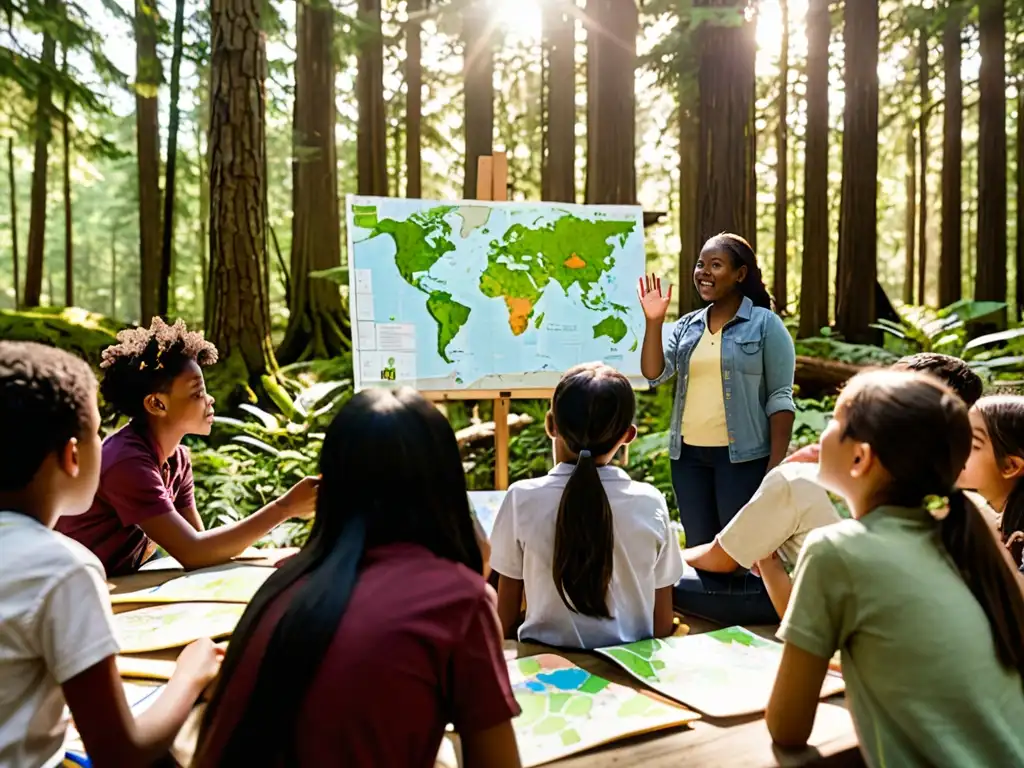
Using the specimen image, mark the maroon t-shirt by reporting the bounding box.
[195,542,520,768]
[56,421,195,576]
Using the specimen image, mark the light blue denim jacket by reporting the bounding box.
[648,296,796,463]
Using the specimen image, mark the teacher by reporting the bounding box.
[639,232,796,562]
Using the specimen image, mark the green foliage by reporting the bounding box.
[0,306,123,366]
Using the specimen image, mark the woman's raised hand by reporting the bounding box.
[638,273,672,323]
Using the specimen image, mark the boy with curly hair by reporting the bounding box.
[57,318,317,576]
[0,341,221,766]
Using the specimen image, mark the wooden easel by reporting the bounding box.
[422,151,539,490]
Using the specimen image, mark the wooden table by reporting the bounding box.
[107,554,864,768]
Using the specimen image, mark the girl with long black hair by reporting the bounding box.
[193,389,521,768]
[491,363,683,649]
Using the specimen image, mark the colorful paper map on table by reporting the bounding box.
[596,627,845,718]
[508,654,697,767]
[109,563,273,604]
[137,547,294,572]
[346,196,646,392]
[114,602,246,653]
[469,490,506,538]
[65,682,164,763]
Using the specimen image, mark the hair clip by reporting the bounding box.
[139,360,147,370]
[923,494,950,521]
[578,449,592,459]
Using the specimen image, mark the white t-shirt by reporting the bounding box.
[0,512,120,768]
[490,464,684,649]
[717,462,841,570]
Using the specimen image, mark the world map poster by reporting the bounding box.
[508,654,697,767]
[346,196,646,392]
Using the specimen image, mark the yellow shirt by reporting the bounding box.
[680,325,729,446]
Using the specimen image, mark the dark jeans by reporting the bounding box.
[673,566,780,625]
[670,443,775,625]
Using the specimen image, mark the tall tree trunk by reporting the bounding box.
[61,46,73,307]
[679,67,700,315]
[773,0,789,312]
[159,0,186,318]
[939,2,963,307]
[695,0,755,240]
[135,0,162,323]
[798,0,830,337]
[976,0,1007,307]
[905,123,917,304]
[356,0,386,196]
[1016,88,1024,318]
[207,0,276,379]
[542,0,575,202]
[23,0,57,309]
[278,0,349,364]
[7,138,18,308]
[917,27,929,305]
[584,0,637,204]
[195,78,209,308]
[405,0,423,198]
[110,227,117,317]
[835,0,879,343]
[463,2,495,198]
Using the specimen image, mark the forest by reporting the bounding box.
[2,0,1024,531]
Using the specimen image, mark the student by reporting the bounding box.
[0,341,221,768]
[683,352,988,623]
[957,395,1024,569]
[193,388,521,768]
[784,352,985,465]
[766,370,1024,765]
[490,363,684,649]
[56,318,318,575]
[679,461,840,620]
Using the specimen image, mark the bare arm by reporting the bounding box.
[638,274,672,380]
[767,411,796,471]
[139,477,317,571]
[755,554,792,619]
[63,642,220,768]
[766,642,830,748]
[495,575,524,640]
[653,586,675,638]
[461,721,522,768]
[682,539,740,573]
[179,503,205,533]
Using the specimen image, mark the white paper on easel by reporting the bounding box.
[354,269,373,294]
[376,324,417,352]
[356,293,376,321]
[357,321,377,349]
[360,352,382,382]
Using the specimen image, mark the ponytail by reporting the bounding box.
[552,450,615,619]
[940,490,1024,679]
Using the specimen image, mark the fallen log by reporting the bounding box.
[794,355,872,397]
[455,413,535,450]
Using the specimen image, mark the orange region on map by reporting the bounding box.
[563,253,586,269]
[504,297,535,336]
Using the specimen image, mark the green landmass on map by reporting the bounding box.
[425,291,471,363]
[534,312,545,330]
[593,316,628,344]
[367,206,468,359]
[478,214,635,337]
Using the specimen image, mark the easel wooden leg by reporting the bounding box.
[494,396,510,490]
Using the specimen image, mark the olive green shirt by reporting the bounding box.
[779,505,1024,768]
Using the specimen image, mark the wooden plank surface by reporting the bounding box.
[108,552,863,767]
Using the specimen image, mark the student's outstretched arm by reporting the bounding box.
[63,641,221,768]
[682,540,740,573]
[138,477,318,570]
[765,643,830,747]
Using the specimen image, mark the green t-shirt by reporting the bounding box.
[779,505,1024,768]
